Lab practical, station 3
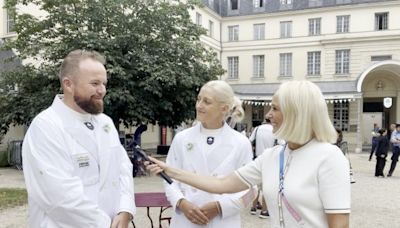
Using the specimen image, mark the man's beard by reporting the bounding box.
[74,95,104,114]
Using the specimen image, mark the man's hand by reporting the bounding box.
[111,212,132,228]
[200,201,220,221]
[178,199,209,225]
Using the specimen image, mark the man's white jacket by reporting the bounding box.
[22,96,135,228]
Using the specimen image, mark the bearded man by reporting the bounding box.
[22,49,135,228]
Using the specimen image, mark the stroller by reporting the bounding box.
[128,140,147,177]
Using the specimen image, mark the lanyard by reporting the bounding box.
[278,144,304,227]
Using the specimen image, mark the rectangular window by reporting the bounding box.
[228,25,239,41]
[228,57,239,79]
[231,0,239,10]
[196,12,202,26]
[280,0,292,4]
[280,53,292,77]
[334,102,349,131]
[253,55,265,78]
[375,12,388,30]
[280,21,292,38]
[335,49,350,74]
[337,15,350,33]
[208,20,214,38]
[253,0,263,8]
[6,8,16,34]
[253,23,265,40]
[309,18,321,36]
[307,51,321,75]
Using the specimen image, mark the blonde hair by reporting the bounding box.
[274,80,337,144]
[201,80,244,124]
[59,49,105,82]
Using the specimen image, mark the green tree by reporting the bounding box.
[0,0,224,134]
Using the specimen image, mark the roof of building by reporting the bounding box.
[231,80,361,100]
[204,0,397,17]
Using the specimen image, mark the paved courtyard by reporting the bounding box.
[0,152,399,228]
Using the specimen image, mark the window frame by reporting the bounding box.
[253,55,265,78]
[308,18,321,36]
[336,15,350,33]
[280,21,292,38]
[375,12,388,31]
[335,49,350,75]
[333,102,349,132]
[307,51,321,76]
[228,25,239,41]
[279,53,292,77]
[228,56,239,79]
[253,23,265,40]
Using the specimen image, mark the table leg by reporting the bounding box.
[147,207,154,228]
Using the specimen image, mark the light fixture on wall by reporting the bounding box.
[375,80,384,90]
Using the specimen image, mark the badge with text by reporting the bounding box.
[74,154,90,168]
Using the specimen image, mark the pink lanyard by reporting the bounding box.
[278,144,305,227]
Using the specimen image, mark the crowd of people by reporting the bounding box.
[22,49,400,228]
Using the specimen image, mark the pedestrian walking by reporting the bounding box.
[248,117,276,218]
[388,124,400,177]
[374,128,389,177]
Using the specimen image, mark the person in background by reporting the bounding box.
[335,128,355,184]
[148,80,351,228]
[248,117,276,218]
[374,128,389,177]
[369,123,380,161]
[22,49,135,228]
[388,124,400,177]
[163,80,253,228]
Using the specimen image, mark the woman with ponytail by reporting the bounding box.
[163,80,252,228]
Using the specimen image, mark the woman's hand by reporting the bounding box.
[145,157,169,176]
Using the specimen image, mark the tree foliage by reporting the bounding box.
[0,0,224,134]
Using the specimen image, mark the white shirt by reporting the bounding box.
[249,124,276,157]
[236,139,351,228]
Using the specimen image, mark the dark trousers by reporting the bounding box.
[375,156,386,176]
[369,140,378,160]
[388,146,400,175]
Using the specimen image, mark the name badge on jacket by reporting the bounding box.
[74,154,90,168]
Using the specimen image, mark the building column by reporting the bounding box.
[356,97,363,153]
[397,91,400,123]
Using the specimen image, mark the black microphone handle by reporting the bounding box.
[159,171,173,184]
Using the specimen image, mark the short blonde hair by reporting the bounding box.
[201,80,244,124]
[59,49,105,82]
[274,80,337,144]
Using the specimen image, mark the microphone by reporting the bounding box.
[133,146,173,184]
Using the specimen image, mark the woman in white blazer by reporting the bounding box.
[164,80,253,228]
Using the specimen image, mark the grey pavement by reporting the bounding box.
[0,152,399,228]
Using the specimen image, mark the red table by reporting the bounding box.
[132,192,172,228]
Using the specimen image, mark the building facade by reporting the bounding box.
[192,0,400,151]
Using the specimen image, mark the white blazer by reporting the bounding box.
[22,96,135,228]
[165,123,252,228]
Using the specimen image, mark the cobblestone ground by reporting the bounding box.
[0,152,399,228]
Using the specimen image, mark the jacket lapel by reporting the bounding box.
[184,124,210,175]
[94,119,113,189]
